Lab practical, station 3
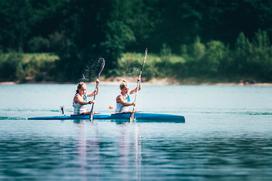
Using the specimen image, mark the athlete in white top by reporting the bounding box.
[115,80,140,113]
[73,79,99,115]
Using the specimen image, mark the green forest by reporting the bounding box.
[1,0,272,83]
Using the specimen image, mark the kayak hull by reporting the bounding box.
[28,112,185,123]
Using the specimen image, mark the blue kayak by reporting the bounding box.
[28,112,185,123]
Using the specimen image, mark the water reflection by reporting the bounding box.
[135,124,142,180]
[78,122,87,181]
[74,121,143,180]
[0,120,272,180]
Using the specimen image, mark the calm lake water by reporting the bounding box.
[0,84,272,180]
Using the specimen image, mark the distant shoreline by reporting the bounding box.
[0,81,17,85]
[1,77,272,86]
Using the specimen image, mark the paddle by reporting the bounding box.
[130,49,148,122]
[90,58,105,121]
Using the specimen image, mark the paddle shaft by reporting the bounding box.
[130,49,148,121]
[89,84,98,120]
[90,58,105,121]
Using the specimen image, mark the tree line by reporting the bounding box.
[1,0,272,82]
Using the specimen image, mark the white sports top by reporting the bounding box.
[73,93,89,114]
[115,94,131,113]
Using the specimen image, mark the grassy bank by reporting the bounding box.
[117,53,186,80]
[0,53,58,82]
[1,31,272,84]
[116,32,272,83]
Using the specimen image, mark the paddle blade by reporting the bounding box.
[90,113,94,121]
[130,109,137,122]
[130,112,135,122]
[97,58,105,78]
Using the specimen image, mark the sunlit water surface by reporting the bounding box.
[0,84,272,180]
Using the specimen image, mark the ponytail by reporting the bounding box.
[120,79,128,90]
[76,82,85,94]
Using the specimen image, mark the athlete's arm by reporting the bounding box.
[116,95,135,106]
